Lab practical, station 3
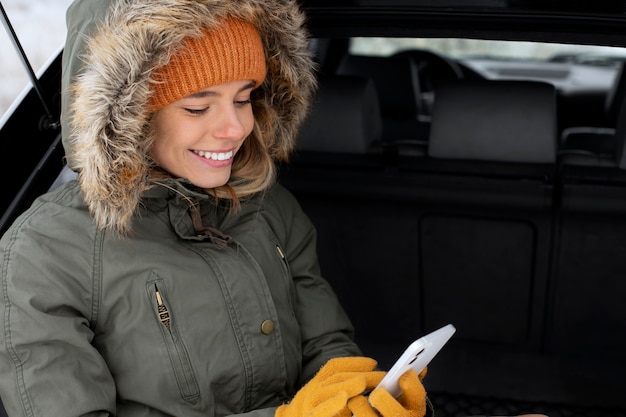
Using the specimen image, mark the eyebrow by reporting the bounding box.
[186,81,256,99]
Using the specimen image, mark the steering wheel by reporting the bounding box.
[392,49,464,120]
[393,49,464,89]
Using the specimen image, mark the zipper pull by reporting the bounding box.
[276,244,286,261]
[276,244,290,268]
[155,284,171,331]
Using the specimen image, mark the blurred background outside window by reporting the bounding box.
[1,0,73,121]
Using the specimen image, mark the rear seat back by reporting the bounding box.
[552,64,626,363]
[428,80,557,164]
[397,80,559,350]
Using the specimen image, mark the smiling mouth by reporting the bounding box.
[192,150,234,161]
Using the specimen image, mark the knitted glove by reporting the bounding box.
[276,357,385,417]
[348,368,427,417]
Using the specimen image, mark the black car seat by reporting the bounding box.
[336,54,428,153]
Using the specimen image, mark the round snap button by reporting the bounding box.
[261,319,275,335]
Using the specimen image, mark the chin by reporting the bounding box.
[192,173,231,190]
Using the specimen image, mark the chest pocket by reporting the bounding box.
[238,225,297,317]
[147,279,201,404]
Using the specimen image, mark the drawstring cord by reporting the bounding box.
[150,179,234,249]
[188,204,233,249]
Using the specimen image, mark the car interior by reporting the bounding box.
[2,1,626,417]
[278,35,626,417]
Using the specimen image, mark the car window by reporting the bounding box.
[0,0,73,122]
[350,37,626,65]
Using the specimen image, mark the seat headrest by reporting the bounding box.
[428,80,558,163]
[337,54,420,120]
[297,75,382,154]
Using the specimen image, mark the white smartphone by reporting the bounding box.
[375,324,456,398]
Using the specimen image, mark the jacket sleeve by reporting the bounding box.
[267,184,363,383]
[0,204,116,417]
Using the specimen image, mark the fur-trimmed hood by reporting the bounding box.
[60,0,316,233]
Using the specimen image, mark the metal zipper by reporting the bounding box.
[155,284,171,331]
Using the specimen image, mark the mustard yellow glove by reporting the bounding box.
[347,395,380,417]
[276,357,386,417]
[348,368,428,417]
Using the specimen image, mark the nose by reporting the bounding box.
[212,104,247,140]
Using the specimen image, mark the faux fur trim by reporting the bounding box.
[66,0,316,234]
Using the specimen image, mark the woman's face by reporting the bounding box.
[151,79,256,189]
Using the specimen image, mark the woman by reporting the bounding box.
[0,0,427,416]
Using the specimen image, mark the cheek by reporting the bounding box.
[150,138,166,164]
[243,109,256,136]
[150,120,177,164]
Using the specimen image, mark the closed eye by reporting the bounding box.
[184,107,208,115]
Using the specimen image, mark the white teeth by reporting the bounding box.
[194,150,233,161]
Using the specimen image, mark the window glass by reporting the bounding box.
[350,37,626,66]
[1,0,74,120]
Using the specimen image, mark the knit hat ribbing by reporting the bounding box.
[149,17,267,110]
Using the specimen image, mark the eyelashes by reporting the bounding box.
[183,99,252,115]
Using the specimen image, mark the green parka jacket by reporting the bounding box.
[0,178,360,416]
[0,0,362,415]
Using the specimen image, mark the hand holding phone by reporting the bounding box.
[375,324,456,398]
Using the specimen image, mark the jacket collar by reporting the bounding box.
[142,178,261,247]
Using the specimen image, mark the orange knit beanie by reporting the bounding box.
[149,17,267,110]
